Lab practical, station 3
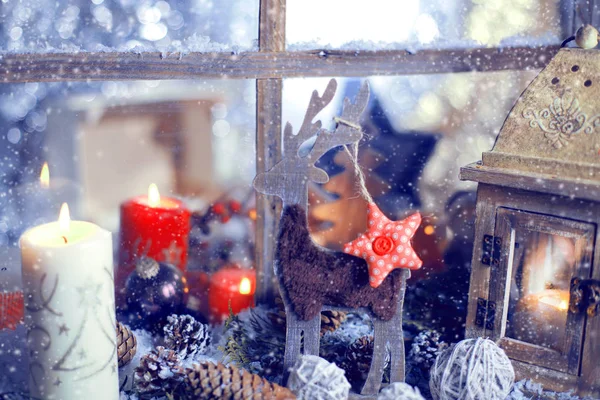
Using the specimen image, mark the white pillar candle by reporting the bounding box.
[20,204,118,400]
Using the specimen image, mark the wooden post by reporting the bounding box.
[559,0,575,38]
[255,0,286,304]
[573,0,597,28]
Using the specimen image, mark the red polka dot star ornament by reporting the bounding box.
[343,202,423,288]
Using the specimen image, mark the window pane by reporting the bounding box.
[0,0,258,53]
[0,79,256,360]
[283,71,537,343]
[286,0,566,50]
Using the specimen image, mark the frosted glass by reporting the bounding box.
[0,0,258,53]
[286,0,565,50]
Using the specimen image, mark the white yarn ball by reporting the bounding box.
[287,355,350,400]
[378,382,425,400]
[429,338,514,400]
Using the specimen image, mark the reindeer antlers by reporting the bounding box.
[307,81,370,165]
[284,79,338,157]
[253,79,371,204]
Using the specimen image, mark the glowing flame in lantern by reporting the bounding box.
[40,163,50,189]
[148,183,161,208]
[559,300,569,311]
[538,290,570,311]
[59,203,70,236]
[239,277,252,295]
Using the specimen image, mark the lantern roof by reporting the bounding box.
[461,48,600,200]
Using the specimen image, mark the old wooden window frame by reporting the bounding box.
[0,0,582,302]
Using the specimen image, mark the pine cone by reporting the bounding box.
[116,322,137,367]
[408,330,447,371]
[134,346,184,397]
[163,314,211,360]
[179,361,296,400]
[342,336,374,385]
[267,304,287,332]
[268,296,347,336]
[320,310,347,335]
[260,352,284,379]
[340,336,391,389]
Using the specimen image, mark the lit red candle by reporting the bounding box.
[208,266,256,323]
[117,184,190,300]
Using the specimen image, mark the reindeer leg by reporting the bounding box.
[283,304,303,383]
[282,305,322,383]
[361,320,386,395]
[388,310,406,383]
[389,270,409,383]
[301,313,321,356]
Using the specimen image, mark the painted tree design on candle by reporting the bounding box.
[25,274,62,317]
[26,268,117,389]
[53,270,118,381]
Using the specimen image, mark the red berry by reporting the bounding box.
[229,200,242,213]
[213,203,225,215]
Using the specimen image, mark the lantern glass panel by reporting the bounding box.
[505,230,575,351]
[491,207,593,374]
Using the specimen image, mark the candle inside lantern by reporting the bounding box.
[208,266,256,323]
[20,203,118,400]
[117,184,190,303]
[510,289,570,350]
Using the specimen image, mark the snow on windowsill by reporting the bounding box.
[0,34,259,56]
[286,33,562,53]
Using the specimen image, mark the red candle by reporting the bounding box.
[208,266,256,323]
[117,184,190,300]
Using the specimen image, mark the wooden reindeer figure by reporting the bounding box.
[254,79,420,396]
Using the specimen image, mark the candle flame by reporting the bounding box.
[558,300,569,311]
[239,277,252,295]
[148,183,160,208]
[59,203,70,235]
[40,163,50,189]
[538,290,570,311]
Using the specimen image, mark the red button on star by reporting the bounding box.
[373,236,394,255]
[343,203,423,288]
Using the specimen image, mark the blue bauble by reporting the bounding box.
[123,257,188,333]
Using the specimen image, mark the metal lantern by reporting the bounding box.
[461,48,600,397]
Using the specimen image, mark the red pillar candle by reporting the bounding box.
[208,266,256,323]
[117,184,191,299]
